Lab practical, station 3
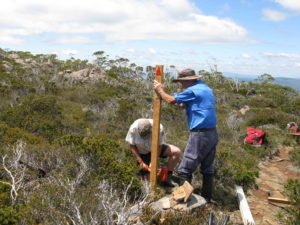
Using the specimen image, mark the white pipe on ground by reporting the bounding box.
[236,185,255,225]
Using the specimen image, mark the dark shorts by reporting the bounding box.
[178,128,218,175]
[138,144,169,176]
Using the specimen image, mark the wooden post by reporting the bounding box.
[150,65,163,188]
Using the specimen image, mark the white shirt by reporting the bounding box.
[125,118,165,155]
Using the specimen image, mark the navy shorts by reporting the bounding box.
[138,144,168,176]
[178,128,218,175]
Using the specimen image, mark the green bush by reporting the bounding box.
[283,179,300,225]
[246,96,277,108]
[246,109,293,129]
[89,84,120,104]
[59,100,88,133]
[0,95,90,141]
[281,97,300,116]
[215,145,259,191]
[0,184,21,225]
[0,95,64,141]
[56,134,141,193]
[289,146,300,167]
[0,122,44,146]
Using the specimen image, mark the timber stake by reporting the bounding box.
[150,65,163,189]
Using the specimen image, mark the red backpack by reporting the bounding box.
[244,128,265,146]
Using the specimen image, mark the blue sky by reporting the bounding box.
[1,0,300,78]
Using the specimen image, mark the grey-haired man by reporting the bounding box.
[125,118,181,186]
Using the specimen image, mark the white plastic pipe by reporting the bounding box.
[236,185,255,225]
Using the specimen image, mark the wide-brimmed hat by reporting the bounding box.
[137,119,152,137]
[172,69,202,82]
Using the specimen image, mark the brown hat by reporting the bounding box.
[172,69,202,82]
[137,119,152,137]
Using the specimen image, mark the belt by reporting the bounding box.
[190,128,216,132]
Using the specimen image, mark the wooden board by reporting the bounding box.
[172,181,194,202]
[268,197,290,204]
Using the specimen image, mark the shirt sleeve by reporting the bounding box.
[160,124,165,143]
[173,89,196,104]
[125,124,136,145]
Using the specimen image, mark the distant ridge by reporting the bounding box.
[272,77,300,91]
[223,72,300,91]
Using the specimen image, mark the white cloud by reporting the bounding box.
[262,52,300,60]
[273,0,300,12]
[0,35,23,44]
[126,48,135,53]
[295,62,300,67]
[54,36,92,43]
[148,48,157,54]
[262,9,288,21]
[0,0,250,44]
[241,53,251,58]
[61,49,79,55]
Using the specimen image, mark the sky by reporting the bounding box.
[1,0,300,79]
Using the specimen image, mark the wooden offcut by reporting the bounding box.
[150,65,163,188]
[268,197,290,204]
[173,186,185,201]
[172,181,194,202]
[183,181,194,202]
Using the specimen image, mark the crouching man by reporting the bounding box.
[125,118,181,187]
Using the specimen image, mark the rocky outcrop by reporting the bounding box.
[63,67,106,82]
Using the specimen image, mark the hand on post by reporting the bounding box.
[153,80,164,93]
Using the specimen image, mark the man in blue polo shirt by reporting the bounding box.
[153,68,218,202]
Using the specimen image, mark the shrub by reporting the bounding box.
[282,179,300,225]
[0,95,91,141]
[246,96,277,108]
[89,84,120,104]
[246,108,293,129]
[0,184,21,225]
[0,95,64,141]
[289,146,300,167]
[56,134,141,193]
[59,100,88,133]
[0,122,44,146]
[215,145,259,191]
[281,97,300,116]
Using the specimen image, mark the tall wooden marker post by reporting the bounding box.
[150,65,163,188]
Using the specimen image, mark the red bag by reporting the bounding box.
[244,128,265,146]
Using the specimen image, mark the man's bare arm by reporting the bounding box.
[153,80,176,104]
[130,145,143,163]
[129,145,149,170]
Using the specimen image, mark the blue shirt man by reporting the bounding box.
[173,80,217,130]
[153,68,218,202]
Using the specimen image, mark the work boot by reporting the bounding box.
[161,170,176,187]
[177,173,193,186]
[161,174,175,187]
[201,173,214,203]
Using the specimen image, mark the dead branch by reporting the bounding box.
[0,140,26,204]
